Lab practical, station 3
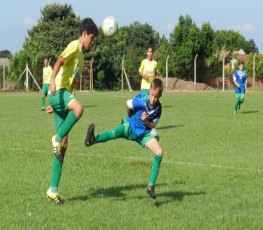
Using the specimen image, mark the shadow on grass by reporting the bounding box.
[83,104,98,108]
[154,190,206,207]
[162,105,174,108]
[240,110,259,114]
[158,124,184,130]
[68,181,205,207]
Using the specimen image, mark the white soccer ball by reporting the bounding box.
[102,16,118,36]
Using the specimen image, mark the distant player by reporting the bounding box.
[233,61,247,114]
[46,18,98,205]
[85,78,164,199]
[41,57,52,111]
[139,47,158,94]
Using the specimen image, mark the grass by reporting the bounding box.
[0,90,263,229]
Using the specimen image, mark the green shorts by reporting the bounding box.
[48,89,76,132]
[122,118,159,148]
[42,83,50,97]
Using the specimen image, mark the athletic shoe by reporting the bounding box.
[146,185,157,199]
[41,107,45,111]
[52,135,61,155]
[234,111,237,114]
[47,188,64,205]
[85,123,95,146]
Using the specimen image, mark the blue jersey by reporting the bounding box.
[127,92,162,139]
[233,70,247,93]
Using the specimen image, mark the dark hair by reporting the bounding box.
[44,57,49,61]
[80,18,98,36]
[239,61,244,66]
[150,78,164,96]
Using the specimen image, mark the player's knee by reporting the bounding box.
[155,147,163,156]
[74,103,84,118]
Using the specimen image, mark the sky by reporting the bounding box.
[0,0,262,54]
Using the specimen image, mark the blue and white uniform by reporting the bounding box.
[126,92,162,139]
[233,69,247,93]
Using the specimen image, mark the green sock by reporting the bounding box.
[41,97,45,108]
[234,94,240,112]
[95,124,125,143]
[57,111,78,141]
[50,155,63,192]
[149,155,163,186]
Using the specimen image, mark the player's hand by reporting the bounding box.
[46,105,53,114]
[236,83,240,88]
[141,111,148,121]
[50,81,56,95]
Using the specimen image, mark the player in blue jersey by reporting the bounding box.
[85,78,164,199]
[233,61,247,114]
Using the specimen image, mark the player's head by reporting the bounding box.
[44,57,49,67]
[149,78,163,106]
[147,47,153,60]
[79,18,98,49]
[238,61,245,67]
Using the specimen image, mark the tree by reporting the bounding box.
[0,50,12,58]
[11,3,80,86]
[170,15,200,80]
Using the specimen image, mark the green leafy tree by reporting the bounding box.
[11,3,80,86]
[0,50,12,58]
[170,15,200,80]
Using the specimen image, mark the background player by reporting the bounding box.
[138,47,158,94]
[41,57,52,111]
[233,61,247,114]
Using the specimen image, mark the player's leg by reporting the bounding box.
[141,131,163,199]
[47,136,68,205]
[240,93,245,105]
[41,84,47,111]
[85,122,126,146]
[234,93,241,113]
[55,99,83,143]
[145,138,162,199]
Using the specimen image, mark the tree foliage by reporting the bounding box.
[9,4,262,90]
[13,3,80,85]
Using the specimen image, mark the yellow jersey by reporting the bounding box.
[138,59,158,90]
[55,40,84,93]
[43,66,52,84]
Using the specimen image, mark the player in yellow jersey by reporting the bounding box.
[139,47,158,94]
[41,57,52,111]
[46,18,98,205]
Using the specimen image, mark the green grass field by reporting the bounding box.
[1,90,263,229]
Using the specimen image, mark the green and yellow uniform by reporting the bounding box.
[48,39,84,132]
[139,59,158,90]
[41,65,52,109]
[48,39,84,194]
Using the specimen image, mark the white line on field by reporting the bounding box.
[79,153,262,173]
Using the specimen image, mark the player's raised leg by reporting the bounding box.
[85,122,126,146]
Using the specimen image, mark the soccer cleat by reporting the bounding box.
[85,123,95,146]
[146,185,157,199]
[234,111,237,114]
[47,188,64,205]
[52,135,61,156]
[41,107,45,111]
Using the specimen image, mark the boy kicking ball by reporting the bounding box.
[85,78,164,199]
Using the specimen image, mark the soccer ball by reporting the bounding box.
[102,16,118,36]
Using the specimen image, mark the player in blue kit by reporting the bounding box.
[233,61,247,114]
[85,78,164,199]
